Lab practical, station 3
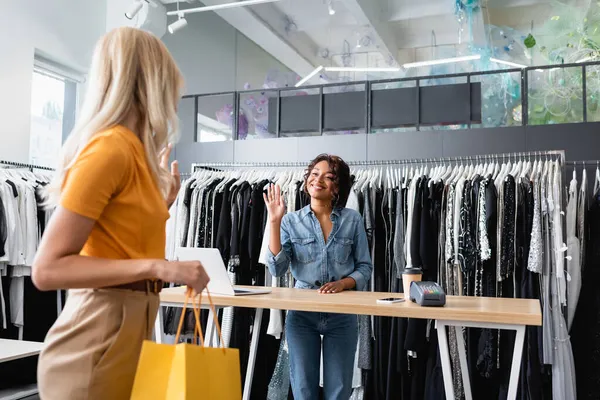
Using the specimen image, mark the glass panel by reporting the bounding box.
[29,70,66,168]
[528,67,583,125]
[238,90,278,140]
[279,88,320,138]
[196,94,235,142]
[420,76,468,131]
[470,71,522,128]
[586,65,600,122]
[235,32,298,91]
[323,83,366,135]
[178,97,195,141]
[370,80,417,133]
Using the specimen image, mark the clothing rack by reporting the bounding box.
[0,160,55,171]
[566,160,600,166]
[190,150,565,173]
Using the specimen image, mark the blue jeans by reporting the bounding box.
[286,311,358,400]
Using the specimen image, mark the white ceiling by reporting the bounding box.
[162,0,556,83]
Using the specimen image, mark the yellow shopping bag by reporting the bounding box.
[131,288,242,400]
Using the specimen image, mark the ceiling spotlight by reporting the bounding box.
[125,0,147,20]
[168,15,188,34]
[326,0,335,15]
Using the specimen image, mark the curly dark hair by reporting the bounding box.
[304,154,352,208]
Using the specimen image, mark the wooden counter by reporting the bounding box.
[160,285,542,327]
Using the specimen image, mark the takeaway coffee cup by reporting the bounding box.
[402,267,423,299]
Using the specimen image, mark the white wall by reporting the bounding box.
[0,0,106,163]
[161,7,294,95]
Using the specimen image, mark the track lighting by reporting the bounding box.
[125,0,146,20]
[403,55,481,69]
[166,0,282,16]
[325,67,401,72]
[490,57,527,69]
[168,15,188,34]
[296,66,324,87]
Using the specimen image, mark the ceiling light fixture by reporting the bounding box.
[325,67,401,72]
[295,66,324,87]
[125,0,148,20]
[490,57,527,68]
[403,54,481,69]
[168,15,188,34]
[326,0,335,15]
[166,0,282,16]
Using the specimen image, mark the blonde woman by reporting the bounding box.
[32,27,209,399]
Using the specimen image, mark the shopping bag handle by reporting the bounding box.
[174,288,204,345]
[196,289,225,349]
[174,287,225,350]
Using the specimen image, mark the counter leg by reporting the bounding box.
[506,325,526,400]
[454,325,473,400]
[206,309,215,347]
[435,320,455,399]
[155,305,164,344]
[243,308,263,400]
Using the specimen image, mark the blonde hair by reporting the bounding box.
[45,27,184,206]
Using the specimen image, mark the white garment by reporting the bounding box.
[165,201,179,261]
[404,177,418,268]
[528,172,543,274]
[259,181,285,340]
[566,175,581,330]
[551,163,567,307]
[9,276,24,328]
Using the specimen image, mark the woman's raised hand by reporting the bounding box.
[263,184,286,223]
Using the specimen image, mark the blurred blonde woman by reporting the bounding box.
[32,27,210,400]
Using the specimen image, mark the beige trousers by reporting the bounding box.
[38,288,159,400]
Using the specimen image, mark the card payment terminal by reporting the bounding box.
[409,281,446,307]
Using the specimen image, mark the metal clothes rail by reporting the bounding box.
[190,150,565,173]
[566,160,600,166]
[0,160,55,171]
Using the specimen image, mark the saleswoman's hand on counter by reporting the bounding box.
[318,277,355,294]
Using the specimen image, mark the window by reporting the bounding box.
[29,56,81,168]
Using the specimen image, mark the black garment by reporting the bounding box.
[249,181,268,283]
[476,179,499,381]
[216,180,235,262]
[195,188,208,248]
[35,186,46,237]
[499,175,516,282]
[366,188,390,400]
[409,178,423,270]
[230,183,253,386]
[405,179,430,354]
[516,179,544,400]
[572,187,600,400]
[0,193,7,257]
[180,179,196,246]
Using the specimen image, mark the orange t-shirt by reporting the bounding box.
[61,125,169,260]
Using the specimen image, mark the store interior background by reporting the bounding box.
[2,0,600,172]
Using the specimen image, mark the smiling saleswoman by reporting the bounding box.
[264,153,373,399]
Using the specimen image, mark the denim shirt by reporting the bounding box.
[267,205,373,291]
